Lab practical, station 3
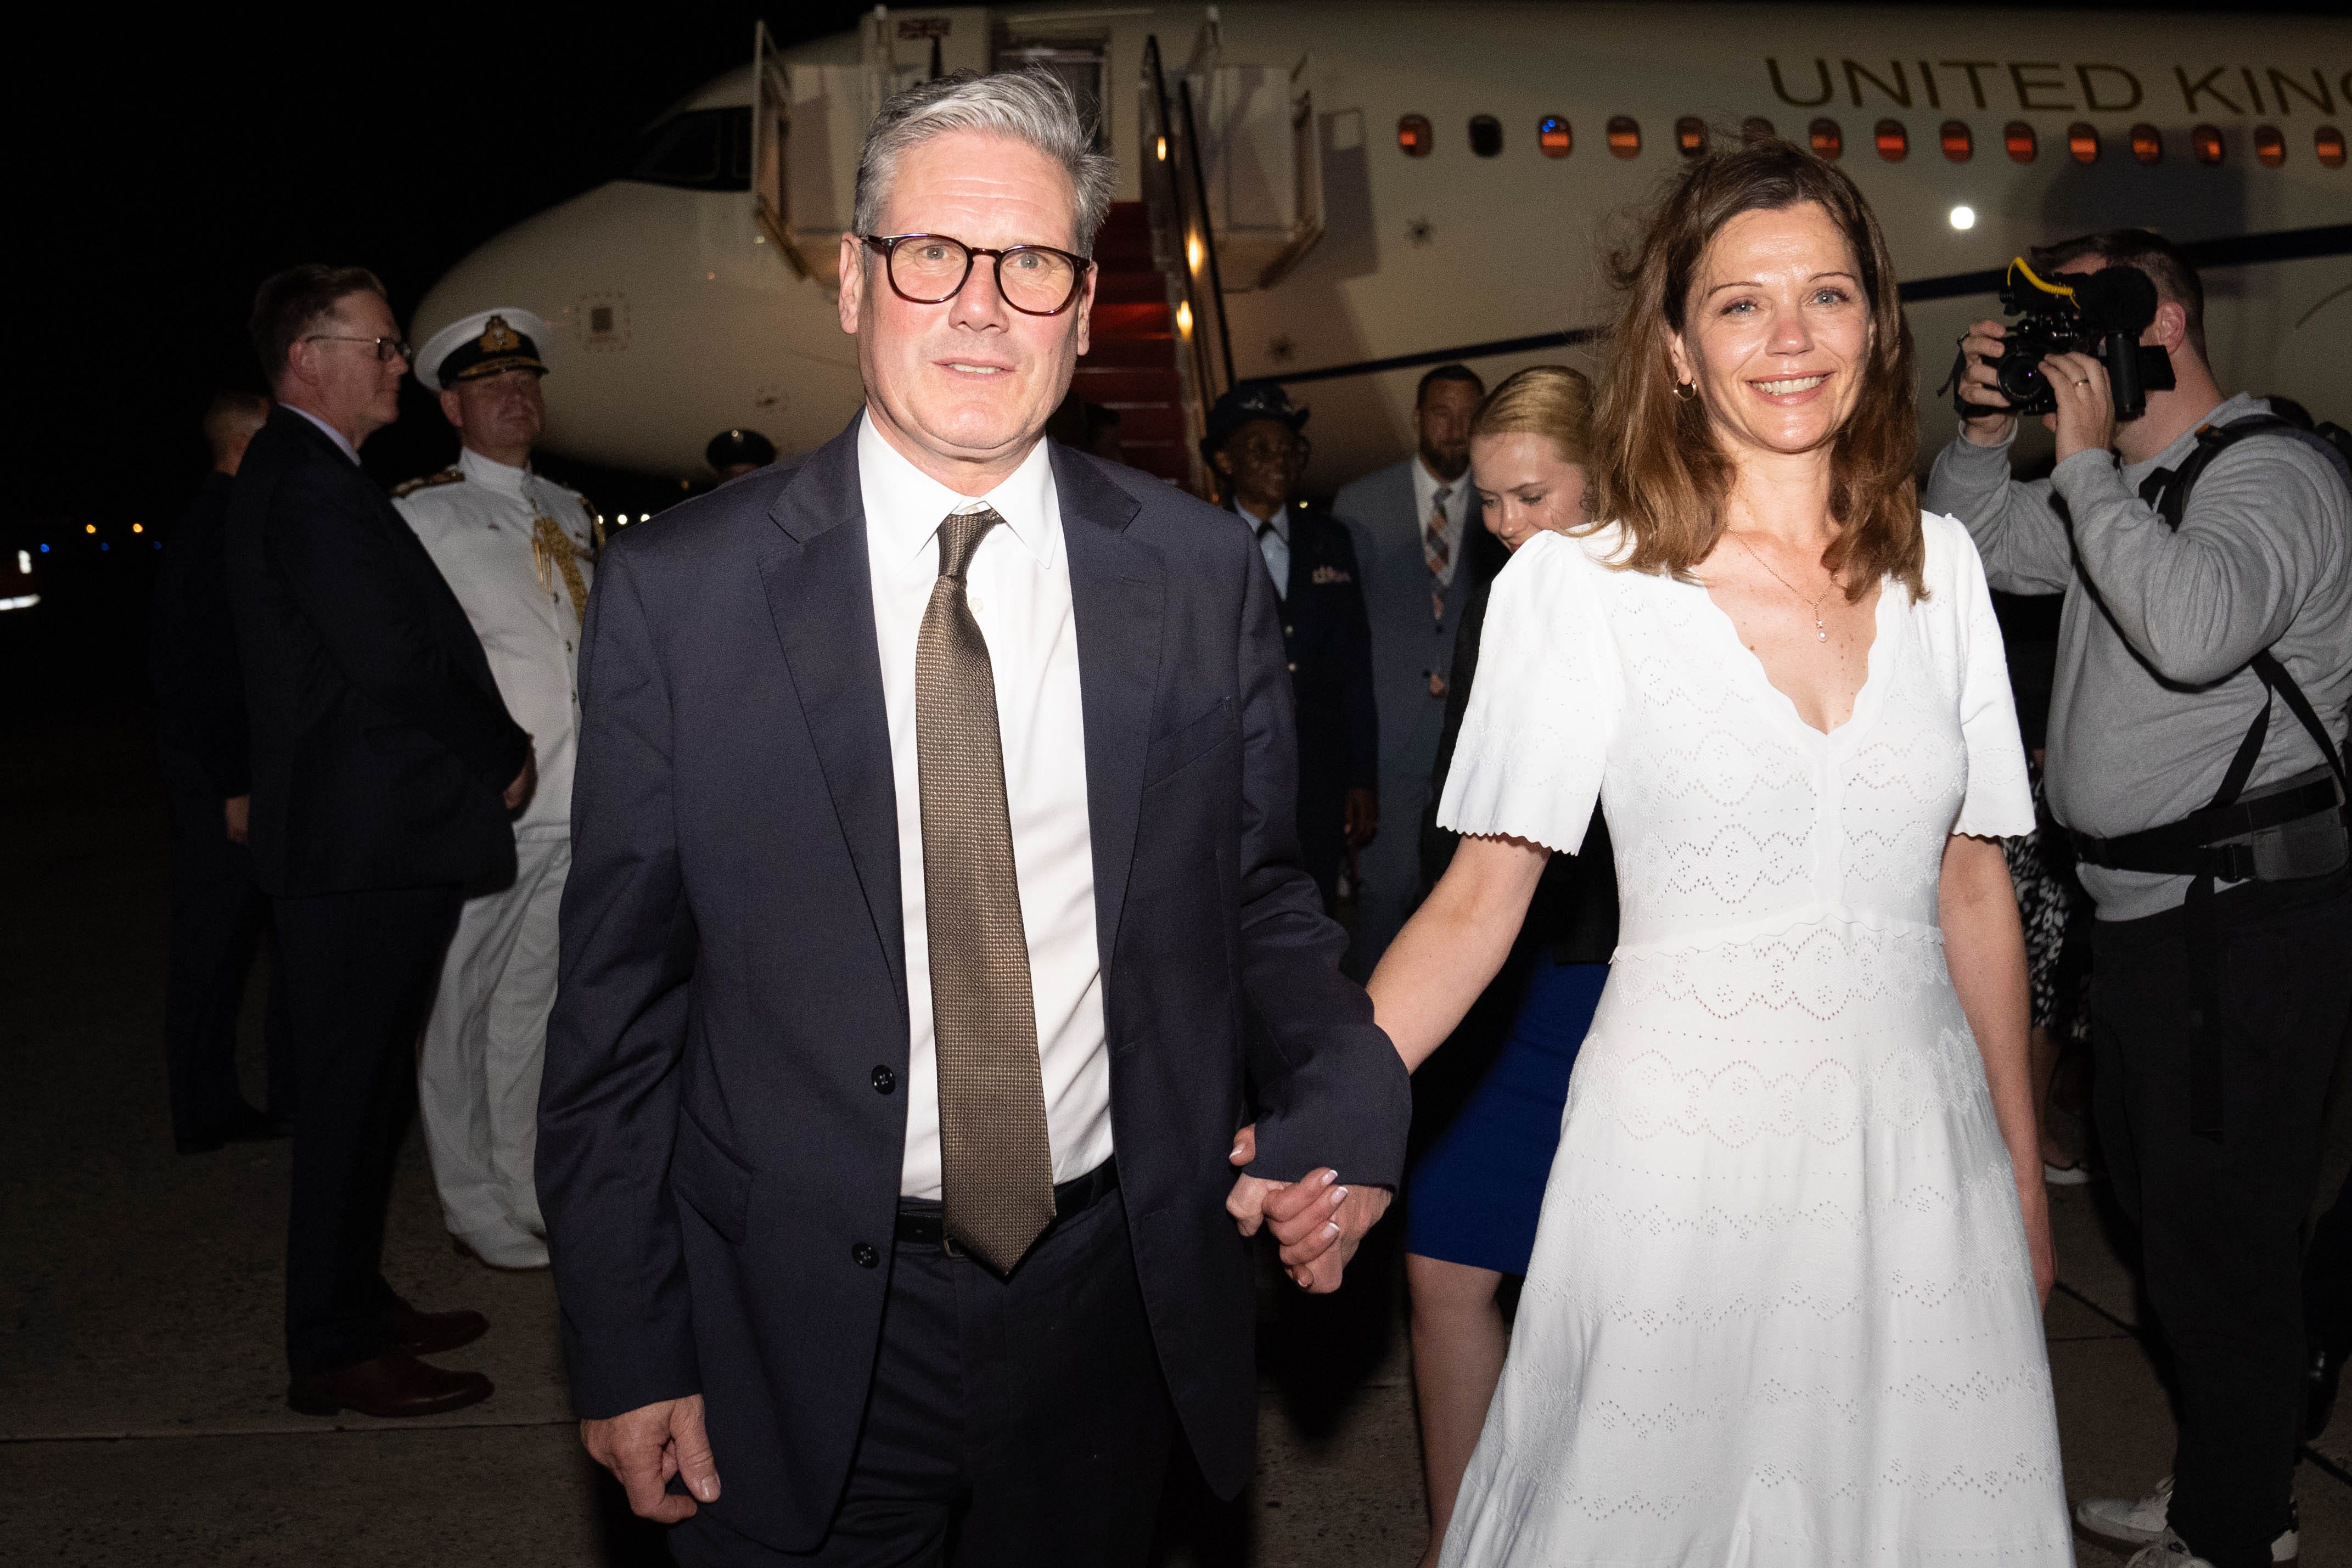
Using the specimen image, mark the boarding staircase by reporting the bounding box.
[1077,204,1190,486]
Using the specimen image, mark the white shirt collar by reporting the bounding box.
[284,404,362,467]
[1234,497,1290,542]
[457,445,532,496]
[857,410,1058,573]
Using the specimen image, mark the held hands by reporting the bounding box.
[503,744,538,812]
[581,1393,721,1523]
[1224,1123,1393,1294]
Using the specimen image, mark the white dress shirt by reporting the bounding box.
[395,447,598,838]
[857,413,1113,1200]
[1237,498,1290,598]
[1411,454,1472,587]
[285,403,362,466]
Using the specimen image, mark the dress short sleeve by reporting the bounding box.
[1436,529,1619,856]
[1938,514,2037,839]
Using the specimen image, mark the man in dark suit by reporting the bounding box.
[152,389,293,1152]
[1333,364,1486,970]
[540,70,1411,1566]
[226,265,535,1420]
[1203,380,1378,911]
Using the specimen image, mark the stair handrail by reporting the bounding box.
[1142,34,1236,421]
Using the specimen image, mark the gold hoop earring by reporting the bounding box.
[1672,380,1698,402]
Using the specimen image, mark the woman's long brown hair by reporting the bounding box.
[1585,137,1923,600]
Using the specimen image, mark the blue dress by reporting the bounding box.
[1405,956,1607,1274]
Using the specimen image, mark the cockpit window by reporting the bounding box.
[624,107,753,192]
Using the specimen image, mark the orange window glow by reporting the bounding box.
[1809,117,1842,159]
[2068,123,2100,164]
[1398,115,1432,157]
[1676,116,1707,157]
[2192,124,2225,165]
[2130,124,2163,164]
[1607,116,1641,159]
[1539,115,1571,157]
[2320,126,2347,169]
[2005,121,2036,162]
[1875,120,1908,161]
[2255,125,2285,167]
[1940,121,1972,161]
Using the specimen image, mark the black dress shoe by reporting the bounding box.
[394,1297,489,1357]
[288,1351,492,1418]
[174,1101,291,1155]
[2307,1341,2344,1441]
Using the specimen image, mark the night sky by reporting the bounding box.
[8,1,2337,717]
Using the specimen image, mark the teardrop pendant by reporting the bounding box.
[1816,619,1828,641]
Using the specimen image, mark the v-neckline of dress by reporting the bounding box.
[1692,572,1896,743]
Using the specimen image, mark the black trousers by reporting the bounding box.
[160,750,291,1136]
[2306,1164,2352,1356]
[671,1180,1175,1567]
[2091,870,2352,1568]
[277,883,462,1378]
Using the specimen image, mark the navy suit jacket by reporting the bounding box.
[1275,501,1378,799]
[1332,459,1479,789]
[225,407,527,896]
[537,420,1411,1553]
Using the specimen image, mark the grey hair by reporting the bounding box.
[852,69,1119,254]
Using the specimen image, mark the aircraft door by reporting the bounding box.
[1194,57,1323,290]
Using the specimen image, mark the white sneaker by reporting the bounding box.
[2124,1529,2214,1568]
[2076,1478,2299,1564]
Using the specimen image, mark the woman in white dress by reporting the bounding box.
[1369,140,2076,1564]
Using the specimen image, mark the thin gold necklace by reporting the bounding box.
[1730,531,1837,642]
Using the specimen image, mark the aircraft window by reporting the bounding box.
[2005,122,2036,162]
[2068,123,2100,164]
[2192,125,2224,165]
[2131,124,2163,165]
[1742,116,1775,144]
[1676,117,1708,157]
[624,107,753,192]
[1469,115,1504,158]
[1608,116,1641,159]
[1874,120,1907,161]
[1399,114,1433,157]
[2320,126,2347,170]
[1539,116,1571,157]
[1940,121,1972,162]
[2255,125,2286,167]
[1809,118,1842,160]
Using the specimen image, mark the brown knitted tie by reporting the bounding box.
[917,508,1056,1273]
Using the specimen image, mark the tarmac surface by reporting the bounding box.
[8,717,2352,1565]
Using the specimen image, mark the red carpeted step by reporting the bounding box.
[1077,335,1177,369]
[1091,270,1170,305]
[1071,367,1181,403]
[1087,300,1171,338]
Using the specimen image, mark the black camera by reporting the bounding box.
[1958,258,2176,420]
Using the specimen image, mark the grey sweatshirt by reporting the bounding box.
[1924,392,2352,920]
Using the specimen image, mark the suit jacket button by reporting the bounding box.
[852,1241,880,1268]
[871,1065,896,1094]
[1288,661,1298,672]
[1283,623,1294,634]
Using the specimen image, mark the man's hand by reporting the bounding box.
[223,795,250,845]
[1225,1124,1393,1293]
[503,748,538,812]
[2041,349,2116,465]
[1954,319,2020,447]
[1343,786,1379,849]
[581,1394,720,1523]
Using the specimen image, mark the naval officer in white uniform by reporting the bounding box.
[396,309,599,1269]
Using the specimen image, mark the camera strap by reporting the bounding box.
[2095,415,2352,1139]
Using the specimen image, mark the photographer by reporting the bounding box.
[1928,228,2352,1568]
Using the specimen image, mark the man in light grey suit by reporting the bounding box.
[1332,363,1485,968]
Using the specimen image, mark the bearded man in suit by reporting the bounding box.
[538,70,1410,1566]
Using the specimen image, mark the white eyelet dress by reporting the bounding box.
[1433,515,2074,1567]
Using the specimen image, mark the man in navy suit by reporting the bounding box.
[1203,380,1378,911]
[1333,364,1486,969]
[538,71,1410,1566]
[227,266,535,1419]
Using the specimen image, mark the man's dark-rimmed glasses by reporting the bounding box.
[304,334,412,363]
[860,234,1091,317]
